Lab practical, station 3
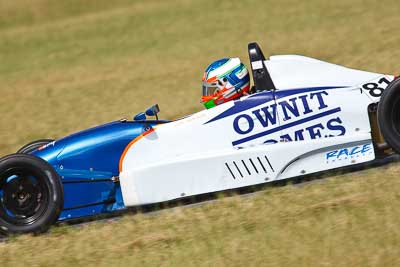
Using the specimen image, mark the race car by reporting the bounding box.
[1,42,399,234]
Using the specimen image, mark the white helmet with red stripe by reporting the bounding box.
[201,58,250,109]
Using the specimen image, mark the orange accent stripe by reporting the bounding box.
[119,135,144,172]
[118,126,158,172]
[201,95,214,102]
[207,76,217,83]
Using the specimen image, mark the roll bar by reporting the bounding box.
[248,42,276,92]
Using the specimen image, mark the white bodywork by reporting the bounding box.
[119,56,395,207]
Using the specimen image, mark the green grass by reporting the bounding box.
[1,0,399,154]
[0,0,400,266]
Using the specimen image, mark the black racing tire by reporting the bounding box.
[0,154,63,234]
[378,78,400,153]
[17,139,54,154]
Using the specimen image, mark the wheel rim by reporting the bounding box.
[0,167,50,226]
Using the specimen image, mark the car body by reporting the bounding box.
[0,42,399,234]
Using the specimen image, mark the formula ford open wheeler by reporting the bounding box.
[1,42,399,234]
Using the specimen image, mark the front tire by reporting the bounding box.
[378,78,400,153]
[0,154,63,234]
[17,139,54,154]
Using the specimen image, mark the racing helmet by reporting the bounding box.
[201,58,250,109]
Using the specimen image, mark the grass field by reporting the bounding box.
[1,0,400,266]
[2,164,400,266]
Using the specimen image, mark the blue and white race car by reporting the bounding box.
[1,42,399,234]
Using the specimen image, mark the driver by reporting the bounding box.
[201,58,250,109]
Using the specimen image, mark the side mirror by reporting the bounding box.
[133,112,146,121]
[145,104,160,120]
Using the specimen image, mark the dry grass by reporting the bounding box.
[1,164,400,266]
[0,0,400,266]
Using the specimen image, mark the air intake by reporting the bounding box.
[225,155,274,180]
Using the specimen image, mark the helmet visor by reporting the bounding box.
[202,81,219,97]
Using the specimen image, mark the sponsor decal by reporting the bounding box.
[231,90,346,146]
[206,86,345,125]
[325,143,373,163]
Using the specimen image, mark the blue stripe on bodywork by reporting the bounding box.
[232,107,341,146]
[205,92,275,124]
[206,86,346,124]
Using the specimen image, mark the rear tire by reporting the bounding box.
[17,139,54,154]
[378,78,400,153]
[0,154,63,234]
